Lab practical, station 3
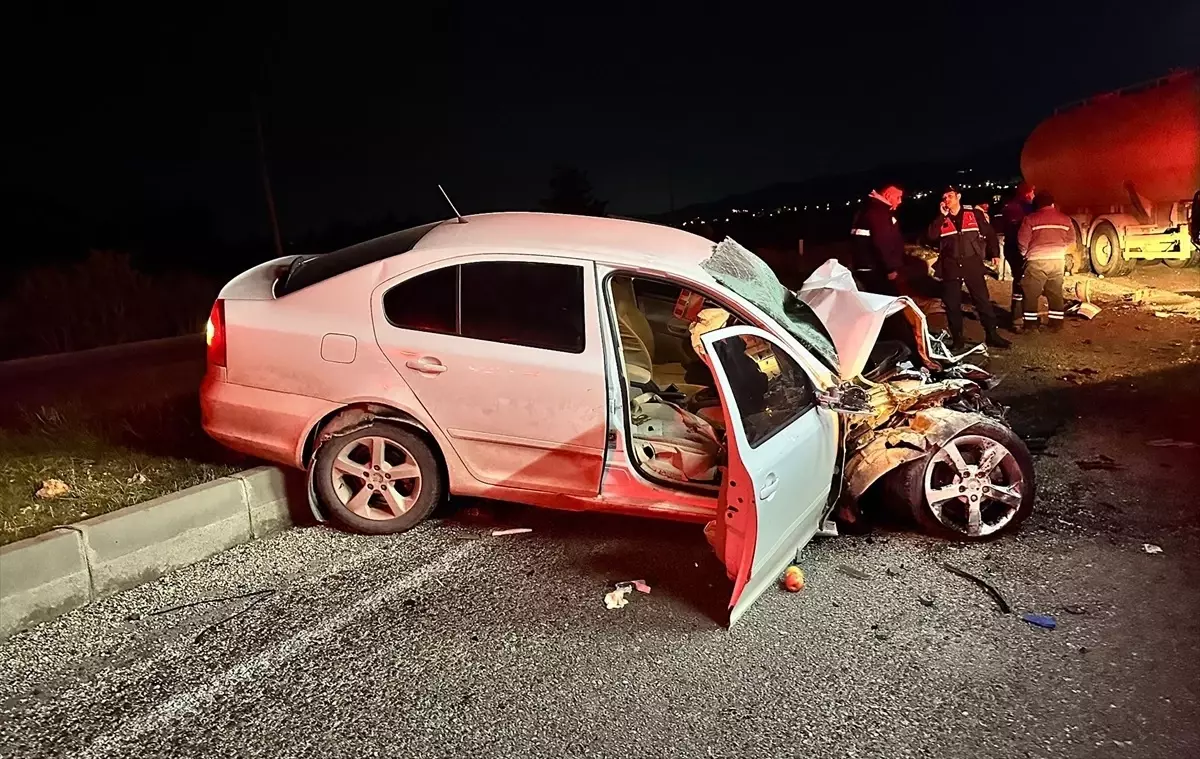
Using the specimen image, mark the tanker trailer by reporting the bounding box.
[1020,69,1199,276]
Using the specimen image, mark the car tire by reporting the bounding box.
[313,422,444,535]
[1089,222,1132,277]
[885,420,1035,542]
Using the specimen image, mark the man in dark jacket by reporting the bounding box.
[849,183,906,295]
[928,186,1011,350]
[997,182,1035,326]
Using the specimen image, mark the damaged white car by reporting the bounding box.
[202,212,1035,623]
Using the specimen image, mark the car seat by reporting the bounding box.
[610,276,692,388]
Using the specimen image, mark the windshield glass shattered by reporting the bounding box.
[700,238,839,374]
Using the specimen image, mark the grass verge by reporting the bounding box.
[0,395,249,546]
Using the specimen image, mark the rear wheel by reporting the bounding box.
[313,423,443,535]
[1163,249,1200,268]
[1089,222,1133,276]
[886,421,1034,541]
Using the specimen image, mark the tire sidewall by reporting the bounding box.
[897,420,1036,541]
[313,423,444,535]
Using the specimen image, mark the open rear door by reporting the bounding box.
[699,325,838,625]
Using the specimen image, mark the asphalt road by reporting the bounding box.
[1,299,1198,759]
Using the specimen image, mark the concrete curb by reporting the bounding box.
[0,465,298,640]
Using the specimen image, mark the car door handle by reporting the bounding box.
[405,357,447,375]
[758,473,779,500]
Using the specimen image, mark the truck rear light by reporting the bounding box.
[206,299,227,367]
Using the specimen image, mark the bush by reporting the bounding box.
[0,251,218,360]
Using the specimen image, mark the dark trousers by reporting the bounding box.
[939,254,997,339]
[1022,259,1066,324]
[853,268,899,297]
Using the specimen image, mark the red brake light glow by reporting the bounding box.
[206,299,227,367]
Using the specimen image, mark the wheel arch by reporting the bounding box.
[301,402,450,492]
[844,407,989,500]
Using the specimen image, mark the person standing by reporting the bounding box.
[998,182,1036,325]
[1016,191,1073,332]
[849,183,906,295]
[927,185,1011,350]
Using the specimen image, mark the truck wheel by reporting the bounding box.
[1163,249,1200,268]
[885,421,1035,542]
[1066,221,1090,274]
[1089,222,1132,276]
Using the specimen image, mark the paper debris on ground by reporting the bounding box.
[490,527,533,536]
[35,479,70,499]
[1146,439,1199,449]
[630,579,652,594]
[604,586,632,609]
[1142,543,1163,555]
[127,472,149,485]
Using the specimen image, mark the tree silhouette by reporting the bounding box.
[540,164,608,216]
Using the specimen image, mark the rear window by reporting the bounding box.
[276,221,443,296]
[382,260,586,353]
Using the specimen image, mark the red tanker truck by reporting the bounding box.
[1019,69,1199,276]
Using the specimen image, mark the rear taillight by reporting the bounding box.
[206,299,227,367]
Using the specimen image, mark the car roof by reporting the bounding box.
[414,212,715,274]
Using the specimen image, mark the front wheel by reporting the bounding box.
[886,421,1035,541]
[313,423,444,535]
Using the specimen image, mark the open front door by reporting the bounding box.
[699,325,839,625]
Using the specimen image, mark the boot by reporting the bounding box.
[1009,296,1024,330]
[1011,319,1024,334]
[986,330,1012,349]
[1047,320,1063,333]
[950,335,966,352]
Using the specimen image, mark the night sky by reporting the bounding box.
[6,2,1198,245]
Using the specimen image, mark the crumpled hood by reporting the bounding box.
[797,260,939,380]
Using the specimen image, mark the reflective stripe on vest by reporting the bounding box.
[851,228,871,237]
[1031,224,1071,231]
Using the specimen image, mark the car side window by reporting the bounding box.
[382,265,458,335]
[460,261,585,353]
[711,334,816,449]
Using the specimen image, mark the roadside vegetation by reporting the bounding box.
[0,394,247,546]
[0,251,217,360]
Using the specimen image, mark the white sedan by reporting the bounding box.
[202,212,1034,623]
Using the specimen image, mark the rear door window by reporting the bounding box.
[460,261,585,353]
[382,260,586,353]
[382,265,457,334]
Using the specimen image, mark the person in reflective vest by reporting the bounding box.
[849,183,905,295]
[1016,191,1073,332]
[927,186,1011,351]
[998,182,1036,327]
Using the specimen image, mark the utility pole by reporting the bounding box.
[254,104,284,258]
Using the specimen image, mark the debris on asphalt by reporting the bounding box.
[783,566,805,592]
[604,585,631,610]
[1146,438,1199,449]
[1022,613,1057,630]
[490,527,533,536]
[194,591,277,643]
[885,566,902,577]
[35,478,70,499]
[1075,454,1124,471]
[134,588,276,621]
[1154,311,1171,318]
[837,564,872,580]
[632,579,651,594]
[1142,543,1163,555]
[942,563,1012,614]
[1062,604,1087,615]
[918,594,935,607]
